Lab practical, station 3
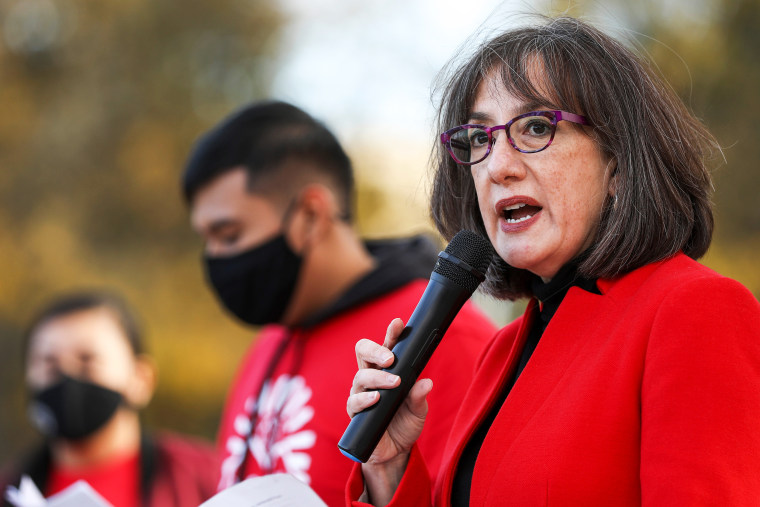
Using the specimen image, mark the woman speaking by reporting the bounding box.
[345,16,760,506]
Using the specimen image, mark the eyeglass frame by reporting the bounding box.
[440,110,589,166]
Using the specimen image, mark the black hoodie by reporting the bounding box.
[300,234,440,328]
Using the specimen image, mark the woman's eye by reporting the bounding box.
[469,129,490,147]
[524,119,551,136]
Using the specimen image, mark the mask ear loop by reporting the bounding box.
[278,193,306,253]
[280,195,301,227]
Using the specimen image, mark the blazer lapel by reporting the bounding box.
[470,287,606,490]
[434,300,538,505]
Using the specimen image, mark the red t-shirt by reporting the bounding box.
[47,451,140,507]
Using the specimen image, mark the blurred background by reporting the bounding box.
[1,0,758,462]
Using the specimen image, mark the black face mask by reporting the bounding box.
[28,375,123,441]
[204,233,303,326]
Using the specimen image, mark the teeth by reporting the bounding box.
[504,203,526,211]
[506,214,533,224]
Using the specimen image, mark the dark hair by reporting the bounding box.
[25,291,144,357]
[431,16,717,300]
[182,100,355,220]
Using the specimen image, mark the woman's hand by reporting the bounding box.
[347,318,433,505]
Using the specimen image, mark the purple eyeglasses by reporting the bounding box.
[440,110,588,165]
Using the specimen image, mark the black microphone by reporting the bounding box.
[338,230,494,463]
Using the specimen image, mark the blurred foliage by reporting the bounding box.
[352,141,435,239]
[0,0,285,461]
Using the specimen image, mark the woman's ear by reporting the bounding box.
[125,354,157,409]
[606,157,618,197]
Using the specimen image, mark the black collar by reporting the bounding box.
[530,262,600,324]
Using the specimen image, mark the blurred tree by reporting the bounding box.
[0,0,285,461]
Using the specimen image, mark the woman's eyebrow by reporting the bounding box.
[467,111,493,124]
[467,102,554,124]
[521,100,551,112]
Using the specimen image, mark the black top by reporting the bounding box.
[450,264,599,506]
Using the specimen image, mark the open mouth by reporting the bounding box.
[503,203,542,224]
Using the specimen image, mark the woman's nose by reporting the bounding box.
[484,132,526,183]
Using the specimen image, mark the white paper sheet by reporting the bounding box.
[46,482,112,507]
[4,477,112,507]
[200,474,327,507]
[4,476,45,507]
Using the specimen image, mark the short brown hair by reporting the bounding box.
[182,101,355,221]
[430,16,717,299]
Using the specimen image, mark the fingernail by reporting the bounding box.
[379,352,394,363]
[386,374,399,385]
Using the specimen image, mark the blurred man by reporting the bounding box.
[1,291,218,507]
[182,101,496,505]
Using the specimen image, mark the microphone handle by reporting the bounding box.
[338,273,470,463]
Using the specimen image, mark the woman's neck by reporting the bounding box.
[50,409,141,469]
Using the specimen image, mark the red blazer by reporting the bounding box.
[348,254,760,506]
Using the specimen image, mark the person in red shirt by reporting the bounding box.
[346,16,760,507]
[1,291,218,507]
[181,101,497,506]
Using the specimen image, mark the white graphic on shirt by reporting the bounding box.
[219,374,316,491]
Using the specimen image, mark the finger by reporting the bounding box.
[404,378,433,420]
[383,379,433,453]
[350,369,401,396]
[382,318,405,350]
[355,338,395,370]
[347,391,380,418]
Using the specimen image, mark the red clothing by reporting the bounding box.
[48,451,140,507]
[216,280,496,506]
[348,254,760,505]
[145,433,219,507]
[1,432,218,507]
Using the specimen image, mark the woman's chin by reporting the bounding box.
[501,253,560,280]
[499,246,540,271]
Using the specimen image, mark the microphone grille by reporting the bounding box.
[433,230,494,294]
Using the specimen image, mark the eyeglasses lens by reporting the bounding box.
[510,115,555,153]
[449,127,490,165]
